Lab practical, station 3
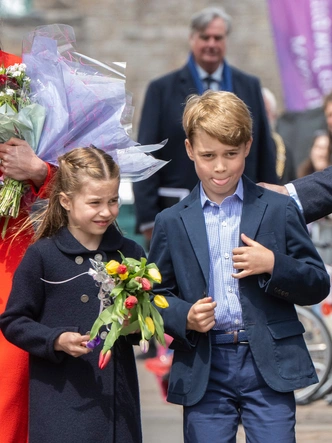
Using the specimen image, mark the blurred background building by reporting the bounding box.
[0,0,283,139]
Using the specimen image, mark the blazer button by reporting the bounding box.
[281,291,285,296]
[80,294,89,303]
[100,331,108,340]
[94,253,103,262]
[75,256,84,265]
[285,292,289,297]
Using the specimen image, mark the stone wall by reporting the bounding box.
[0,0,282,139]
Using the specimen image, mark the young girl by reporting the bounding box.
[0,146,144,443]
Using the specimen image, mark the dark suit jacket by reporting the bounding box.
[292,166,332,223]
[133,62,278,229]
[147,175,330,406]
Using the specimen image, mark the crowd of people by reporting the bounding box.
[1,5,332,443]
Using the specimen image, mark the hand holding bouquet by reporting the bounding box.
[87,252,168,369]
[0,24,167,238]
[0,63,45,236]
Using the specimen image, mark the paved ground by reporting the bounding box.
[137,357,332,443]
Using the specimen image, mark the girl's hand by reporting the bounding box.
[186,296,217,333]
[232,233,275,279]
[54,332,92,357]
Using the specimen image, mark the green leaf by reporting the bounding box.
[150,304,166,346]
[89,317,105,340]
[140,257,147,267]
[111,285,125,297]
[99,305,115,324]
[103,321,122,351]
[120,320,140,336]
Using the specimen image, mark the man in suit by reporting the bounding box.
[133,6,278,245]
[259,92,332,223]
[148,91,329,442]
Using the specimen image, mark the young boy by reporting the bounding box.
[147,91,330,443]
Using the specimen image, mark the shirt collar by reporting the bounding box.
[200,178,244,207]
[196,63,223,83]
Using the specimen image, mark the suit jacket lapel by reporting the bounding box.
[180,186,210,286]
[180,64,199,97]
[240,176,268,244]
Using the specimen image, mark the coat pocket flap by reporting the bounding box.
[267,320,305,339]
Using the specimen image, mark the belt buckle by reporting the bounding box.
[225,329,246,344]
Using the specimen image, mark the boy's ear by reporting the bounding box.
[59,192,71,211]
[244,137,253,157]
[185,139,194,160]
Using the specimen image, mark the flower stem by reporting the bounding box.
[0,178,25,238]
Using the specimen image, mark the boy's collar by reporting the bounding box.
[200,178,244,207]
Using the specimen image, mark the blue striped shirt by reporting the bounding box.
[200,179,244,331]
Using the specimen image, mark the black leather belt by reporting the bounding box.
[210,330,248,345]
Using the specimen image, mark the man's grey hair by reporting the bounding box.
[190,6,232,35]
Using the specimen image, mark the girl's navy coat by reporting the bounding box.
[0,225,144,443]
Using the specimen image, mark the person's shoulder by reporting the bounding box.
[230,64,260,84]
[157,189,198,220]
[147,65,186,87]
[256,183,294,205]
[243,175,292,204]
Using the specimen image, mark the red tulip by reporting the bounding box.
[124,295,138,310]
[117,264,128,274]
[98,349,111,369]
[135,277,152,291]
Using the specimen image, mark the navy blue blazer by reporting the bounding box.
[292,165,332,223]
[133,62,278,229]
[148,175,330,406]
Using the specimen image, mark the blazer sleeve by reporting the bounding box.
[265,198,330,305]
[148,213,196,348]
[0,245,77,363]
[291,166,332,223]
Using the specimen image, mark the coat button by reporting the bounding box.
[80,294,89,303]
[94,254,103,262]
[100,331,108,340]
[75,256,84,265]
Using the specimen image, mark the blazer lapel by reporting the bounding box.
[180,64,199,97]
[240,176,267,244]
[180,186,210,286]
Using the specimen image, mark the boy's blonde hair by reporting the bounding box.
[183,90,253,147]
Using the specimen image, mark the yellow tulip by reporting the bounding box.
[145,316,155,334]
[119,272,129,280]
[148,268,162,284]
[105,260,120,275]
[154,295,169,309]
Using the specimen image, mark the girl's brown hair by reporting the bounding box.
[31,146,120,242]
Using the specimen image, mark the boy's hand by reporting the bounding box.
[232,233,275,279]
[186,297,217,333]
[54,332,92,357]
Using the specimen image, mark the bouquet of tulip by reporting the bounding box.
[0,62,45,236]
[87,252,169,369]
[0,24,167,238]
